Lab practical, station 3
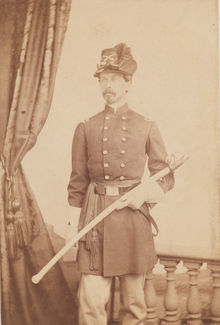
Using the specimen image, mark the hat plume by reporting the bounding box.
[114,43,133,64]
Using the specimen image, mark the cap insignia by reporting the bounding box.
[101,52,118,67]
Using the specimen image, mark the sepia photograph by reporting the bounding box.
[0,0,219,324]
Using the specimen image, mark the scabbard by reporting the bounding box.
[138,205,159,237]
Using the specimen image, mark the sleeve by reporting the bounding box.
[67,122,90,207]
[146,121,174,194]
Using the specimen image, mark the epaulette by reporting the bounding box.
[144,116,151,122]
[83,118,89,123]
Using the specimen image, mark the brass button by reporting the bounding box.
[103,138,108,142]
[120,176,125,180]
[104,163,109,167]
[105,116,110,120]
[105,175,110,180]
[104,126,108,130]
[122,126,126,131]
[120,150,125,154]
[103,150,108,155]
[120,163,125,167]
[121,137,126,142]
[122,116,126,120]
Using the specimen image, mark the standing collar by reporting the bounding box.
[104,103,129,115]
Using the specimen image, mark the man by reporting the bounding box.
[67,43,174,325]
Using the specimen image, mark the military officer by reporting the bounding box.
[67,43,174,325]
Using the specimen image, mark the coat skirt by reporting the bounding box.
[78,193,157,277]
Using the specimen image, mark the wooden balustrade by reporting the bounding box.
[160,259,181,325]
[207,262,220,324]
[104,255,220,324]
[145,268,159,325]
[183,261,203,325]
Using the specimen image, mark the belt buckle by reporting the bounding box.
[105,186,119,196]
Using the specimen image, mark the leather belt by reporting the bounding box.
[94,183,137,196]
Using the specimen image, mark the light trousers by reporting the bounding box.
[78,273,147,325]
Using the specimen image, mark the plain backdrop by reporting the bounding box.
[23,0,219,263]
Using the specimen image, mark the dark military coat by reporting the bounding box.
[68,103,174,276]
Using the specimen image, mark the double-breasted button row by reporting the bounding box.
[103,125,126,131]
[105,175,124,180]
[102,114,128,181]
[121,119,127,154]
[103,162,125,168]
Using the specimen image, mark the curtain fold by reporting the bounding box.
[0,1,77,324]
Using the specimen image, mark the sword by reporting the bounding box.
[32,153,188,284]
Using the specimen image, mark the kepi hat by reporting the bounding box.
[94,43,137,78]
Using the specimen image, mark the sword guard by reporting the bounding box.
[166,152,189,171]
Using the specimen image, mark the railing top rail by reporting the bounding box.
[155,243,220,264]
[157,253,220,265]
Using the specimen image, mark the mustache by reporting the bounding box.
[103,90,116,96]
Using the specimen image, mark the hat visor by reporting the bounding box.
[94,65,130,78]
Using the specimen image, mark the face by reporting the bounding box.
[99,71,131,105]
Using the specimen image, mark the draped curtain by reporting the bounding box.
[0,1,77,324]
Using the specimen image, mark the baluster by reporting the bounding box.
[183,261,203,325]
[207,263,220,324]
[145,268,159,325]
[160,259,181,325]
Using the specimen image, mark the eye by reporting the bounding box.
[112,76,119,82]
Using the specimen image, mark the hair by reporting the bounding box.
[123,74,132,82]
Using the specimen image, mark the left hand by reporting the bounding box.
[116,181,165,210]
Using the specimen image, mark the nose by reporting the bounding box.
[106,79,113,89]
